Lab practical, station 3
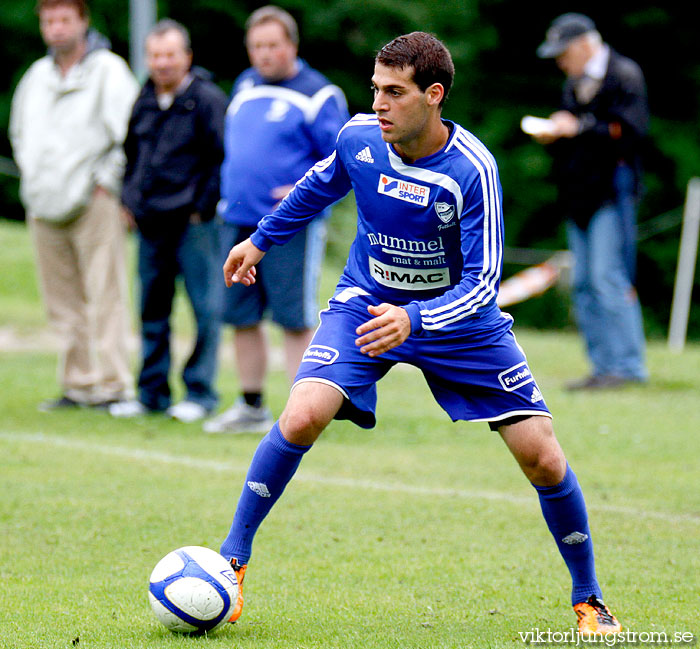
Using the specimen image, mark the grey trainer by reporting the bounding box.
[203,398,273,434]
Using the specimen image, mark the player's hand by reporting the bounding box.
[355,303,411,357]
[223,238,264,287]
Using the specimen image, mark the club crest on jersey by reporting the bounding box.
[265,99,290,122]
[302,345,339,365]
[434,202,455,223]
[498,362,534,392]
[377,174,430,206]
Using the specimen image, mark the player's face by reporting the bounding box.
[371,63,432,152]
[247,21,297,82]
[146,30,192,94]
[39,5,88,56]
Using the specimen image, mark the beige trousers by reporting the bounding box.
[29,191,134,402]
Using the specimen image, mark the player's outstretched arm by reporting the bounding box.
[223,238,264,287]
[355,303,411,358]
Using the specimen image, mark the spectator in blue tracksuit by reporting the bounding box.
[204,5,349,434]
[110,19,227,422]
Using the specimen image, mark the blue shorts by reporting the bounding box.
[293,289,551,430]
[220,220,326,330]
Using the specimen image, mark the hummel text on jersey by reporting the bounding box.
[369,256,449,290]
[377,174,430,206]
[367,231,445,256]
[355,146,374,163]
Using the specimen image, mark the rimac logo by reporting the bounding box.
[302,345,339,365]
[369,256,449,290]
[377,174,430,206]
[498,362,534,392]
[434,202,455,223]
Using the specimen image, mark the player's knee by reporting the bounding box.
[279,405,329,445]
[513,423,566,485]
[523,447,567,486]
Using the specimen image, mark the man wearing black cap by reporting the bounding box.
[530,13,648,391]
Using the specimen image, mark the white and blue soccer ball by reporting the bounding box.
[148,545,238,634]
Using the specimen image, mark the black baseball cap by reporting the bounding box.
[537,13,596,58]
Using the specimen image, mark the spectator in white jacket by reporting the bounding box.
[10,0,139,410]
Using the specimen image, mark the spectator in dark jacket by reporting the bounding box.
[110,18,227,421]
[530,13,648,390]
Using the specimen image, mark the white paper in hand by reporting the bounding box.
[520,115,556,136]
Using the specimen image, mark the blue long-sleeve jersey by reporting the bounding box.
[251,113,506,336]
[219,60,349,226]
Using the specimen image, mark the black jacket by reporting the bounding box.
[122,69,228,225]
[550,49,649,228]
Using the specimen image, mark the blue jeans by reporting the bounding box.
[614,164,639,284]
[136,218,221,411]
[567,200,647,381]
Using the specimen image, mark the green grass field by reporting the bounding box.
[1,218,698,648]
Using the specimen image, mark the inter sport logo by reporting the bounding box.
[377,174,430,206]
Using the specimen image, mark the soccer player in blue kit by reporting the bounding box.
[219,31,621,635]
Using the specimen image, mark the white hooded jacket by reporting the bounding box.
[9,32,139,222]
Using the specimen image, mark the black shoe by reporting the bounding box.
[38,395,84,412]
[565,375,630,391]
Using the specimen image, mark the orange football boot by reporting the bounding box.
[228,559,247,623]
[574,595,622,635]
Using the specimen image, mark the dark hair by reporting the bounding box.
[376,32,454,106]
[147,18,192,51]
[245,5,299,46]
[35,0,89,18]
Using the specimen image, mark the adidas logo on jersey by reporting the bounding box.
[247,481,271,498]
[355,146,374,163]
[530,386,543,403]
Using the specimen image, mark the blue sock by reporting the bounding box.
[220,422,311,565]
[533,464,603,605]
